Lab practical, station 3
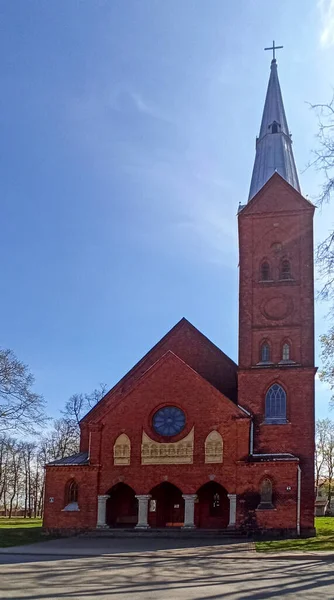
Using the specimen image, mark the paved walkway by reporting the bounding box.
[0,535,254,556]
[0,537,334,599]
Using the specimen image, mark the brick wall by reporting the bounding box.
[43,466,98,531]
[238,174,315,531]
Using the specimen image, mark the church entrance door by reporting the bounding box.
[195,482,229,529]
[106,483,137,528]
[149,482,184,527]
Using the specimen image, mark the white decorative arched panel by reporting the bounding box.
[205,431,223,464]
[114,433,131,465]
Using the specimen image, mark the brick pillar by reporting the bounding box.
[88,424,103,465]
[135,495,151,529]
[182,494,197,529]
[96,495,109,528]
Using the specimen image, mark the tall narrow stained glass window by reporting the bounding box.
[280,259,291,280]
[258,478,274,509]
[261,261,270,281]
[282,343,290,361]
[265,384,287,423]
[261,342,270,363]
[67,480,78,504]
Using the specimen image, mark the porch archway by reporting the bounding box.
[195,481,229,528]
[106,483,137,528]
[149,482,184,527]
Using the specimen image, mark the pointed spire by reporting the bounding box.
[248,58,300,201]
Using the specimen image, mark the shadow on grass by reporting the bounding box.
[0,527,50,548]
[257,535,334,553]
[256,517,334,553]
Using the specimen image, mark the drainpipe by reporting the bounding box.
[250,421,254,455]
[297,465,301,536]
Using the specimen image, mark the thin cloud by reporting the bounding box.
[105,87,175,124]
[318,0,334,48]
[128,91,175,124]
[66,83,235,264]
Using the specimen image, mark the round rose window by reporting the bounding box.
[152,406,186,437]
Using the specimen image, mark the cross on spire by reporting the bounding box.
[264,40,283,61]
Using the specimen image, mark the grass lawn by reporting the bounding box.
[256,517,334,552]
[0,518,49,548]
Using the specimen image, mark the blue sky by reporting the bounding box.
[1,1,333,422]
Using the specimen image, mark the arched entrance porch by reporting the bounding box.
[195,481,229,528]
[106,483,137,528]
[149,482,184,527]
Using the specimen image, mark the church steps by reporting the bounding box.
[80,528,245,539]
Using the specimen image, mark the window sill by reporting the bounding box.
[256,361,274,367]
[258,279,275,283]
[62,502,80,512]
[256,504,276,511]
[261,420,290,426]
[278,360,296,366]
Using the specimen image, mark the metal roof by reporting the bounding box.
[250,453,299,462]
[248,59,300,201]
[47,451,89,466]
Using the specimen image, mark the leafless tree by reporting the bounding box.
[309,98,334,407]
[0,348,47,434]
[310,96,334,207]
[311,98,334,311]
[315,418,334,507]
[316,419,329,490]
[61,384,107,426]
[0,384,106,518]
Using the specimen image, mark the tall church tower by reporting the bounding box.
[238,53,316,533]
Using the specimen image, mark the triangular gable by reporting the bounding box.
[239,172,315,216]
[90,350,247,425]
[80,318,237,426]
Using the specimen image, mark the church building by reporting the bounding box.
[44,53,315,536]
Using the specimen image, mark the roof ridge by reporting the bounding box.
[88,350,246,426]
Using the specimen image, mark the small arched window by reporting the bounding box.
[260,261,270,281]
[258,478,274,509]
[280,259,291,280]
[260,342,270,363]
[265,384,287,423]
[269,121,280,134]
[67,480,78,504]
[282,343,290,361]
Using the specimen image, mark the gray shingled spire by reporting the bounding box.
[248,58,300,201]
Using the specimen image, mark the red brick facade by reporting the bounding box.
[43,173,315,536]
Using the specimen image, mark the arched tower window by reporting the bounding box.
[258,478,274,509]
[260,261,270,281]
[265,384,287,423]
[282,342,290,361]
[280,259,291,280]
[269,120,280,134]
[260,342,270,363]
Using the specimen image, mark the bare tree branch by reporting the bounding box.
[0,349,47,434]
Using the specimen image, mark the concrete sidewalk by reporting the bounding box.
[1,543,334,600]
[0,535,255,557]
